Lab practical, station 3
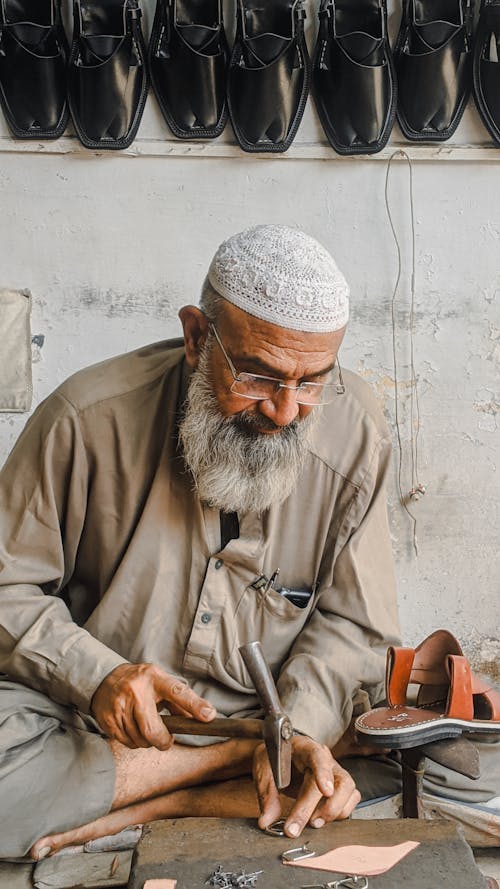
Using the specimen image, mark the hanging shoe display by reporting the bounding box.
[149,0,229,140]
[227,0,310,153]
[395,0,474,141]
[473,0,500,144]
[67,0,148,150]
[0,0,69,139]
[312,0,397,155]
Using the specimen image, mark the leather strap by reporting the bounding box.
[446,655,474,720]
[411,628,463,687]
[471,673,500,720]
[386,646,415,705]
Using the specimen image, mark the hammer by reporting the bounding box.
[161,641,294,789]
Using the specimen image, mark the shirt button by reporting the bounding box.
[214,559,224,570]
[201,612,212,624]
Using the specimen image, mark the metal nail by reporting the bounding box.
[327,878,369,889]
[206,865,264,889]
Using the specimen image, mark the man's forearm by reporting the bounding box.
[0,585,128,711]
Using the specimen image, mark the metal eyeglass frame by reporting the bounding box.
[209,323,345,405]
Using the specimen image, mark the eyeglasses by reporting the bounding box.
[209,324,345,406]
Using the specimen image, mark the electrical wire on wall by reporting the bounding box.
[385,150,426,557]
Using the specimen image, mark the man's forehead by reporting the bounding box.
[216,301,344,371]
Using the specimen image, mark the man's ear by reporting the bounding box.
[178,306,210,368]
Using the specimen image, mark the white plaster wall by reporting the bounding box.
[0,0,499,676]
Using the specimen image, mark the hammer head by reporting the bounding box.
[239,641,293,790]
[263,712,294,789]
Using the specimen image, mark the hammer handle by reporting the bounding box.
[161,715,263,739]
[239,641,283,716]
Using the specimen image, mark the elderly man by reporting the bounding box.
[0,226,497,860]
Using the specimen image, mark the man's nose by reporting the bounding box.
[258,386,301,427]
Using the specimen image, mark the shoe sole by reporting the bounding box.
[356,715,500,748]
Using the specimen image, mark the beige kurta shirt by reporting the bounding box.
[0,339,400,747]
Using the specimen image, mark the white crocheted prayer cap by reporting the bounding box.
[207,224,349,333]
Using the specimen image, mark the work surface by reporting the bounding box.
[129,817,487,889]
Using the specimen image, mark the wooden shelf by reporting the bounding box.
[1,136,499,161]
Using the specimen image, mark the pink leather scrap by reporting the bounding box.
[143,880,177,888]
[284,840,420,876]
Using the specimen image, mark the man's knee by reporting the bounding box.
[0,680,115,857]
[423,736,500,804]
[343,738,500,807]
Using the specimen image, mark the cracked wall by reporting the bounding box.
[0,159,499,677]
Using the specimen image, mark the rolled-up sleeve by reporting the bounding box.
[277,435,401,748]
[0,393,128,712]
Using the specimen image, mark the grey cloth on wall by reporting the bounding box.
[0,289,32,412]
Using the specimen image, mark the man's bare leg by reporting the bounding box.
[30,718,378,860]
[30,738,260,860]
[111,737,259,809]
[30,776,289,860]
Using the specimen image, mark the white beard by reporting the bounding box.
[178,344,321,515]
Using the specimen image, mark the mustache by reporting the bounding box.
[230,409,299,435]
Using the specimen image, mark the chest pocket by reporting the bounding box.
[221,582,317,689]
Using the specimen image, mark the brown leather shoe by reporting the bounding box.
[355,629,500,748]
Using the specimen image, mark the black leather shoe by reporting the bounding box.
[0,0,69,138]
[149,0,229,139]
[395,0,474,141]
[312,0,396,155]
[227,0,310,153]
[68,0,148,150]
[473,0,500,144]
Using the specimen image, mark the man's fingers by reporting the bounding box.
[283,770,322,837]
[112,703,148,748]
[93,707,130,747]
[92,708,119,742]
[154,673,216,722]
[279,737,361,834]
[120,712,147,749]
[284,766,359,835]
[253,744,282,830]
[104,710,140,749]
[293,741,336,799]
[311,762,360,824]
[167,700,203,718]
[92,663,216,752]
[313,786,361,824]
[307,745,336,799]
[134,701,173,750]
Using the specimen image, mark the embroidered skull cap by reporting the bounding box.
[207,224,349,332]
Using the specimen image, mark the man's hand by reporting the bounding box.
[332,716,385,759]
[254,735,360,837]
[91,663,216,750]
